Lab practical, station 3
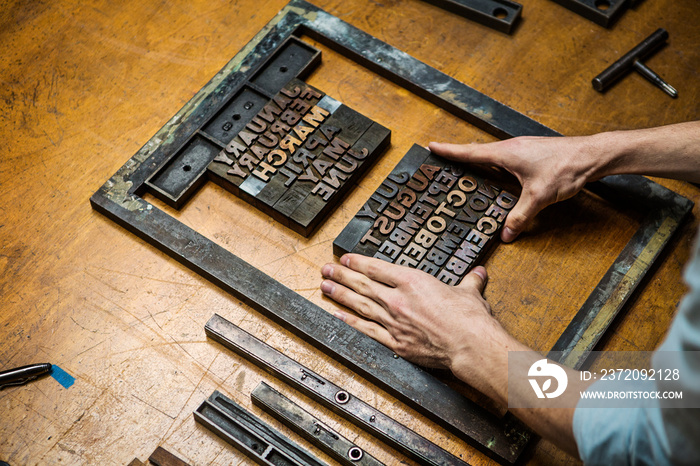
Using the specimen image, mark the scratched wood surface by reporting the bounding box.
[1,1,699,465]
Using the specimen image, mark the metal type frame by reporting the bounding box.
[90,0,692,463]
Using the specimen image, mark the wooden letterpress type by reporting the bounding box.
[209,164,255,205]
[399,241,429,266]
[345,179,403,258]
[257,131,280,148]
[288,113,386,236]
[245,116,268,134]
[422,150,448,170]
[270,110,351,222]
[349,121,391,160]
[334,145,517,284]
[208,129,266,186]
[398,164,451,229]
[350,220,389,258]
[271,104,361,219]
[272,142,333,221]
[290,123,390,236]
[372,162,453,264]
[255,160,301,212]
[253,118,302,213]
[253,129,331,224]
[207,135,266,203]
[333,144,430,257]
[375,237,403,262]
[281,78,325,111]
[434,177,514,284]
[321,105,373,149]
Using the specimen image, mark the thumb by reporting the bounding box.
[502,189,544,242]
[459,266,488,295]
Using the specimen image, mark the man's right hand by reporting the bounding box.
[429,136,602,242]
[430,121,700,242]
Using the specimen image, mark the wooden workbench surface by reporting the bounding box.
[1,1,699,464]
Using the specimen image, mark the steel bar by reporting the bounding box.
[419,0,522,34]
[195,390,326,466]
[207,315,473,466]
[549,0,629,28]
[550,175,692,368]
[297,7,556,140]
[252,382,384,466]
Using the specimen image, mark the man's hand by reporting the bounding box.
[321,253,521,397]
[429,137,599,242]
[430,121,700,242]
[319,123,700,458]
[321,253,578,454]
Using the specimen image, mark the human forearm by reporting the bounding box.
[322,255,586,458]
[449,326,583,457]
[448,321,526,405]
[588,121,700,182]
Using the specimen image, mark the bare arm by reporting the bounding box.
[321,121,700,458]
[430,121,700,242]
[321,258,585,456]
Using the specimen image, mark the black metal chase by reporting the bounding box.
[91,1,692,464]
[419,0,522,34]
[550,0,629,27]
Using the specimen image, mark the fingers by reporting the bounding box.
[321,257,393,302]
[320,275,399,350]
[336,254,406,288]
[428,141,503,165]
[320,278,392,327]
[428,141,535,242]
[501,188,547,242]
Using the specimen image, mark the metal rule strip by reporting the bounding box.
[206,314,473,466]
[252,382,384,466]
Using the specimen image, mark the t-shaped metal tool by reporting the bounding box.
[592,28,677,98]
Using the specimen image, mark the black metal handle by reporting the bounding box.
[592,28,668,92]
